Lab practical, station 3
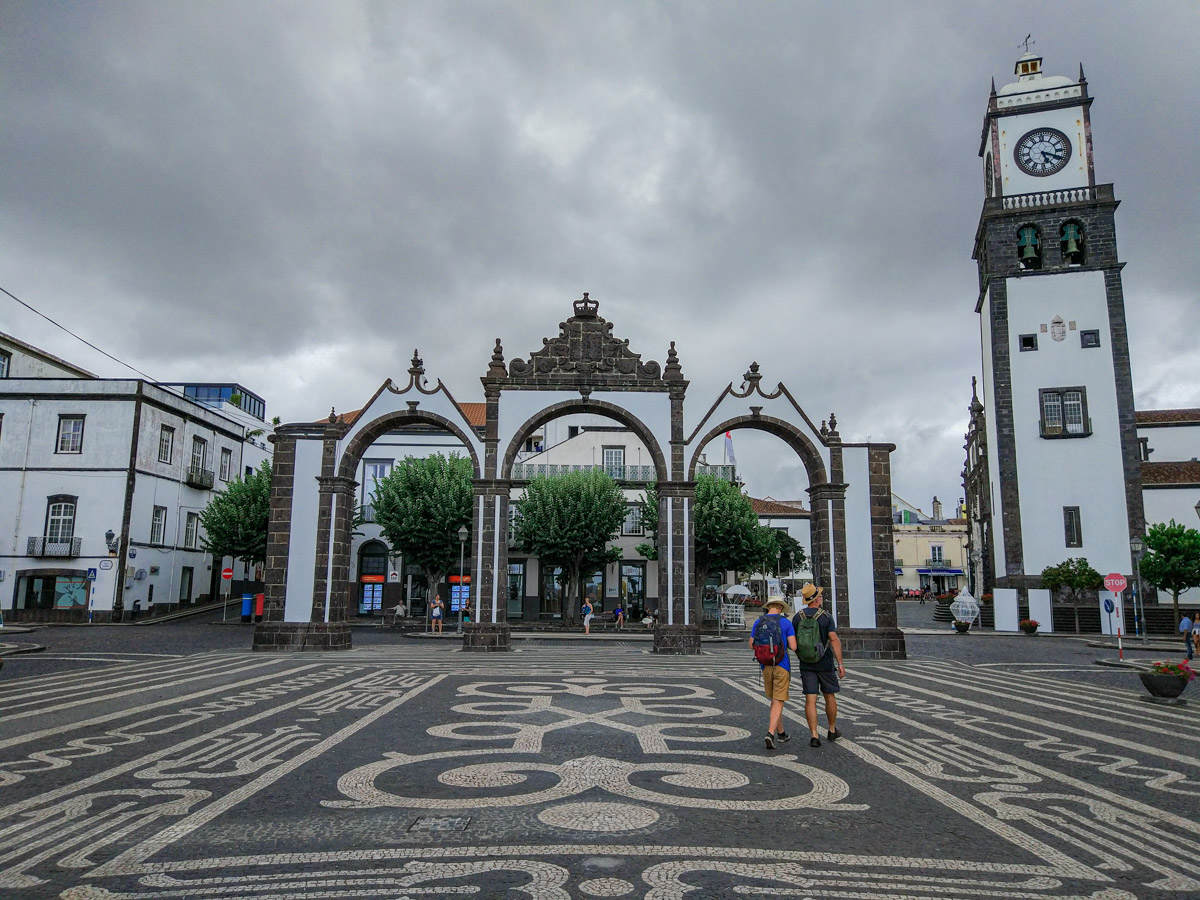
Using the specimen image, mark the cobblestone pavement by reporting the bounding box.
[1,617,1197,899]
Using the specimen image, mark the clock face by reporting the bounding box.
[1015,128,1072,176]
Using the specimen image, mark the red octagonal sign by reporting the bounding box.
[1104,573,1127,592]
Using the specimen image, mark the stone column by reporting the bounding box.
[463,479,512,652]
[260,431,295,622]
[653,480,700,654]
[835,444,906,661]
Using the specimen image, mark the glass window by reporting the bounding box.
[929,544,944,562]
[57,416,84,453]
[1080,330,1101,349]
[507,561,525,619]
[1063,391,1085,434]
[53,576,88,609]
[620,562,646,617]
[158,425,174,463]
[623,504,644,536]
[1041,392,1063,433]
[47,499,76,542]
[184,512,200,548]
[363,459,391,501]
[358,542,389,614]
[1064,506,1082,548]
[191,436,207,470]
[603,446,625,479]
[582,569,605,613]
[151,506,167,545]
[220,447,232,481]
[0,349,10,377]
[541,566,564,618]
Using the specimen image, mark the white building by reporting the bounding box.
[0,331,270,621]
[965,53,1200,610]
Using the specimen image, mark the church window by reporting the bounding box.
[1080,330,1100,349]
[1019,334,1038,352]
[1060,221,1085,265]
[1039,388,1090,438]
[1063,507,1082,548]
[1017,225,1041,270]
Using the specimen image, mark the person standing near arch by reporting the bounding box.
[582,596,594,635]
[431,593,444,634]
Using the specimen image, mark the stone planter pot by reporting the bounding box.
[1020,625,1039,635]
[953,621,971,634]
[1139,673,1188,699]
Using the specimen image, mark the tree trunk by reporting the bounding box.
[693,563,711,627]
[1172,588,1182,629]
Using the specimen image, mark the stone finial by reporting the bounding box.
[828,412,838,433]
[969,376,984,414]
[328,407,337,423]
[488,338,507,378]
[409,349,424,377]
[743,361,762,389]
[820,419,828,437]
[573,291,599,318]
[663,340,683,380]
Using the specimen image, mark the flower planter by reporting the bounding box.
[1020,625,1039,635]
[953,621,971,634]
[1139,673,1188,699]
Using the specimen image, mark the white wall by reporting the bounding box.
[1139,423,1200,463]
[841,447,877,628]
[1007,271,1131,576]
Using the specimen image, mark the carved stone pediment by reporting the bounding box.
[502,294,672,387]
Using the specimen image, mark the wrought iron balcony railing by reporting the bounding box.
[27,536,83,557]
[509,462,737,483]
[186,466,215,489]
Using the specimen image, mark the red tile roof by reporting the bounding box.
[323,402,486,429]
[1141,461,1200,486]
[1136,408,1200,425]
[751,498,810,516]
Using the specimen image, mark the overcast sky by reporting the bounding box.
[3,1,1197,513]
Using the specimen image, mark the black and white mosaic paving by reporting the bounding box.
[1,627,1198,899]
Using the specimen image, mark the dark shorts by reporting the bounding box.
[797,664,839,695]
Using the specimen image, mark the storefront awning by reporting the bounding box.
[894,567,904,575]
[917,568,965,575]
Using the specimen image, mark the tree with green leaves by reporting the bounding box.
[512,470,626,625]
[638,475,775,621]
[199,460,272,573]
[761,527,808,581]
[1139,520,1200,627]
[372,454,474,602]
[1040,557,1102,602]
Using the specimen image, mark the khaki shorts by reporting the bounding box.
[761,665,791,701]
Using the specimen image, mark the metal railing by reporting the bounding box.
[27,536,83,557]
[509,462,737,482]
[925,558,957,568]
[186,466,215,489]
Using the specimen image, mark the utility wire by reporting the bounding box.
[1,284,158,382]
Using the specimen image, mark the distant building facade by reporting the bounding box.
[0,331,270,621]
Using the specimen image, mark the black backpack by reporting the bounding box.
[752,615,786,665]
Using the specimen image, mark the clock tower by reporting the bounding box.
[971,51,1144,593]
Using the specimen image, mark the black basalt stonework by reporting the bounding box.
[252,622,352,652]
[462,622,512,652]
[653,624,701,655]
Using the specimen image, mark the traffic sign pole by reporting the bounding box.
[1103,574,1127,661]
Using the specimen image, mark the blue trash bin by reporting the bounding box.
[241,593,253,623]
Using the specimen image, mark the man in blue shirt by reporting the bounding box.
[749,597,797,749]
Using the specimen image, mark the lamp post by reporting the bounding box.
[1130,535,1146,641]
[456,525,469,634]
[104,529,121,623]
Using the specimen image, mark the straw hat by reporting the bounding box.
[800,583,824,603]
[764,596,792,616]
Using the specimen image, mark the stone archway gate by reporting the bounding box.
[255,295,905,658]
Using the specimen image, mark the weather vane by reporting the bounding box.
[1020,33,1035,54]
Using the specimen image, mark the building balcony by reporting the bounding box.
[893,558,904,567]
[27,536,83,558]
[509,462,737,483]
[186,466,215,489]
[925,558,960,569]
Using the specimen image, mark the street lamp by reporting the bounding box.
[456,525,469,634]
[104,529,121,623]
[1130,535,1146,641]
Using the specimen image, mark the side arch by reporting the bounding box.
[686,415,829,486]
[337,409,483,482]
[499,398,669,482]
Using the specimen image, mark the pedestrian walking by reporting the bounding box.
[1191,616,1200,661]
[791,584,846,747]
[1181,613,1194,661]
[750,597,796,749]
[582,597,594,634]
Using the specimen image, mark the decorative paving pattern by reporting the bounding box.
[0,646,1196,898]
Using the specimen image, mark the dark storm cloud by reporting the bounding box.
[2,1,1197,508]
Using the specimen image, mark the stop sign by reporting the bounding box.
[221,567,234,581]
[1104,572,1127,592]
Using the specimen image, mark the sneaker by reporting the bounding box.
[764,732,776,750]
[776,731,791,743]
[827,729,841,742]
[809,736,821,748]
